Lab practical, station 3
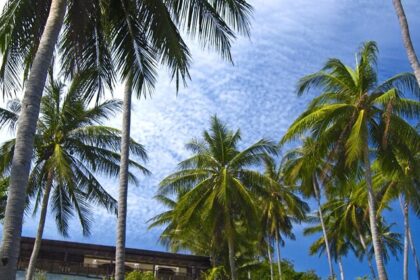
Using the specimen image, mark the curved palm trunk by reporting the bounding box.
[0,1,66,279]
[313,178,335,278]
[392,0,420,86]
[358,232,377,280]
[25,172,54,280]
[267,240,274,280]
[338,258,345,280]
[275,231,282,280]
[115,79,132,280]
[400,195,409,280]
[408,224,420,280]
[363,144,388,280]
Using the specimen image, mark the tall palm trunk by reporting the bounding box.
[115,78,132,280]
[408,223,420,280]
[226,217,238,280]
[313,177,335,278]
[275,231,282,280]
[400,195,409,280]
[363,143,388,280]
[392,0,420,86]
[358,232,377,280]
[25,171,54,280]
[0,1,66,279]
[338,257,345,280]
[267,239,274,280]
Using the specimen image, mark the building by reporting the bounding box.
[17,237,211,279]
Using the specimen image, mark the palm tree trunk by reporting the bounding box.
[313,177,335,278]
[0,1,66,279]
[227,234,238,280]
[267,240,274,280]
[226,216,238,280]
[408,222,420,280]
[338,258,345,280]
[25,171,54,280]
[363,144,388,280]
[400,195,409,280]
[392,0,420,86]
[115,78,132,280]
[358,232,377,280]
[275,231,282,280]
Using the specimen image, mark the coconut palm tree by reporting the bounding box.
[0,76,150,280]
[157,116,276,280]
[0,1,204,277]
[281,138,336,278]
[260,155,309,280]
[281,41,420,280]
[392,0,420,86]
[109,2,253,278]
[329,184,377,280]
[373,145,420,280]
[0,1,115,276]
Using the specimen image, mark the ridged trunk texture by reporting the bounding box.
[0,1,66,279]
[363,144,388,280]
[275,232,282,280]
[392,0,420,86]
[227,217,238,280]
[313,177,335,278]
[25,171,54,280]
[267,240,274,280]
[400,196,409,280]
[115,79,132,280]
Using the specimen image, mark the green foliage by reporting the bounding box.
[241,260,320,280]
[125,271,156,280]
[0,76,150,236]
[34,270,47,280]
[151,116,278,276]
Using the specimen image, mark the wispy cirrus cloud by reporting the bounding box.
[1,0,419,278]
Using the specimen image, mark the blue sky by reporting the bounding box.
[1,0,420,279]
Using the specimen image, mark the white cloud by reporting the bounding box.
[1,0,419,277]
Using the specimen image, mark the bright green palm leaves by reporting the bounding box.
[281,41,420,280]
[260,156,309,280]
[156,116,276,280]
[0,77,149,235]
[281,138,336,278]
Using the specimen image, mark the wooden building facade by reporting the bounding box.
[17,237,211,279]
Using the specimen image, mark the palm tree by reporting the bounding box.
[281,138,336,278]
[0,1,115,276]
[0,1,205,277]
[392,0,420,86]
[157,116,276,280]
[1,0,253,276]
[328,184,378,280]
[108,2,253,278]
[281,41,420,280]
[260,155,309,280]
[304,212,351,280]
[373,144,420,280]
[0,76,149,280]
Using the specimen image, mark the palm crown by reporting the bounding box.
[0,76,149,235]
[157,116,277,280]
[280,41,420,280]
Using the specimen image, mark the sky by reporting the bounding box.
[1,0,420,279]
